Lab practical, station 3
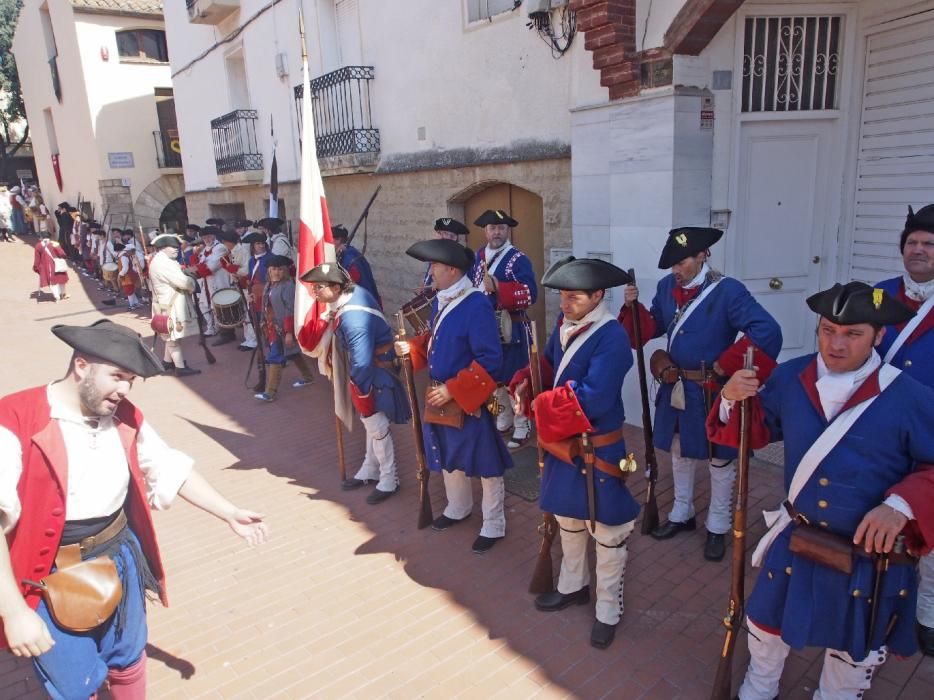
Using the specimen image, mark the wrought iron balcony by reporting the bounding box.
[49,56,62,102]
[294,65,380,158]
[210,109,262,176]
[153,130,182,168]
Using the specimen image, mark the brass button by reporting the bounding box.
[784,566,792,575]
[575,411,582,416]
[852,589,861,598]
[905,360,913,368]
[819,521,829,528]
[899,589,908,598]
[818,500,828,509]
[767,572,773,580]
[819,478,829,487]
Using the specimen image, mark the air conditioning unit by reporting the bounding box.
[187,0,240,26]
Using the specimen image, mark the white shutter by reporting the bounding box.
[336,0,362,67]
[851,11,934,282]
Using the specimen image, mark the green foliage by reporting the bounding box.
[0,0,26,141]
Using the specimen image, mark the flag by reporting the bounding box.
[295,21,335,355]
[268,119,279,218]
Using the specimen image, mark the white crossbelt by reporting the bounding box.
[882,294,934,363]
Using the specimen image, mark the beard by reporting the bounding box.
[77,366,119,417]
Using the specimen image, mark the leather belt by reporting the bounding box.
[373,342,396,370]
[540,428,628,481]
[658,367,713,385]
[76,510,128,557]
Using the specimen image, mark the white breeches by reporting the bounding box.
[668,434,735,534]
[441,470,506,538]
[352,412,398,492]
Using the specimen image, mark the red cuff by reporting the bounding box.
[496,280,532,310]
[408,333,429,370]
[350,382,376,417]
[887,464,934,556]
[283,316,294,335]
[224,262,240,274]
[446,361,496,413]
[717,337,778,382]
[617,303,655,348]
[195,262,211,278]
[705,394,771,450]
[533,382,594,443]
[508,367,532,418]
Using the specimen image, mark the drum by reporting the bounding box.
[401,289,437,335]
[212,287,246,328]
[101,262,118,282]
[496,310,513,344]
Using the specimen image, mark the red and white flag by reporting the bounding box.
[295,42,335,354]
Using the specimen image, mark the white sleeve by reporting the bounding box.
[883,494,915,521]
[136,420,194,510]
[120,257,130,275]
[718,395,736,423]
[0,426,23,533]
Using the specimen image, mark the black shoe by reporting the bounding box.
[704,531,727,561]
[431,514,469,531]
[590,620,617,649]
[175,366,201,377]
[650,517,697,540]
[535,586,590,612]
[210,333,235,347]
[472,535,503,554]
[919,623,934,656]
[101,298,116,306]
[341,478,374,491]
[162,361,175,371]
[366,487,396,505]
[238,344,255,352]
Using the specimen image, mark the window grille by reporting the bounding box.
[742,16,842,112]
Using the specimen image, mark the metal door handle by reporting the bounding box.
[769,277,783,290]
[812,256,821,264]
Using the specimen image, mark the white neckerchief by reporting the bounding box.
[681,263,709,290]
[325,290,354,320]
[483,243,513,276]
[436,275,472,310]
[815,351,881,421]
[903,273,934,302]
[559,300,611,350]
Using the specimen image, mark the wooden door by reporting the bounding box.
[464,183,546,348]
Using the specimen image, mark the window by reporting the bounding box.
[741,16,842,112]
[468,0,519,23]
[116,29,168,63]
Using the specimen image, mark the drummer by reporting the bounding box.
[423,218,471,290]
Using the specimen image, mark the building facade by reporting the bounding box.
[13,0,185,230]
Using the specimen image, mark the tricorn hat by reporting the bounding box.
[301,262,352,285]
[257,217,284,231]
[901,204,934,251]
[234,219,254,229]
[52,319,164,378]
[241,231,267,245]
[405,239,475,272]
[215,229,239,243]
[205,217,226,226]
[152,233,183,249]
[185,223,202,233]
[806,281,915,327]
[200,226,222,238]
[657,227,723,269]
[542,256,633,292]
[267,254,293,269]
[474,209,518,228]
[434,217,469,237]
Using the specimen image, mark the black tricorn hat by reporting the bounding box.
[152,234,183,249]
[267,254,294,269]
[257,217,284,231]
[215,229,239,243]
[113,243,125,252]
[200,226,222,238]
[301,262,352,284]
[57,201,70,209]
[235,219,254,229]
[241,231,267,244]
[52,320,164,378]
[542,256,633,291]
[806,282,915,327]
[474,209,518,228]
[901,205,934,251]
[657,227,723,269]
[434,217,469,236]
[331,225,349,241]
[205,217,226,226]
[405,239,475,272]
[185,223,202,233]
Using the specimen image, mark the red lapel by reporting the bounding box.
[30,420,68,495]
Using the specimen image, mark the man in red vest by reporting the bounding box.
[0,320,268,698]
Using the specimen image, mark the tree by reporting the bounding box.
[0,0,28,163]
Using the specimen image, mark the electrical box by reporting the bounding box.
[526,0,551,17]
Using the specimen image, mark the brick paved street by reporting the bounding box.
[1,237,932,699]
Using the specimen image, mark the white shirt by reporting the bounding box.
[0,385,194,531]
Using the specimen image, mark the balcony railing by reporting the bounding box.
[153,130,182,168]
[294,65,380,158]
[210,109,263,175]
[49,56,62,102]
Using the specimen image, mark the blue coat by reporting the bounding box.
[248,252,271,287]
[875,276,934,389]
[470,246,538,383]
[539,319,641,526]
[335,287,410,424]
[646,275,782,460]
[339,245,381,308]
[746,354,934,660]
[422,291,513,478]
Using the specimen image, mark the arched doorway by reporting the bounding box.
[159,196,188,234]
[464,183,546,348]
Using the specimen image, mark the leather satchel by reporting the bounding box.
[423,393,465,429]
[649,349,678,383]
[788,523,853,575]
[26,545,123,632]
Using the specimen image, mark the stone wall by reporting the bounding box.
[98,179,134,229]
[183,157,572,325]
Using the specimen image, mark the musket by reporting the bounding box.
[628,268,659,534]
[190,291,217,365]
[346,185,381,247]
[582,432,597,534]
[395,310,433,529]
[239,285,266,393]
[335,414,347,483]
[527,320,559,595]
[710,346,755,700]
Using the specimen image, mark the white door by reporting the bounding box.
[732,119,836,358]
[850,10,934,283]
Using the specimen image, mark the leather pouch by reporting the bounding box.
[28,545,123,632]
[650,349,678,383]
[788,524,853,575]
[423,394,465,429]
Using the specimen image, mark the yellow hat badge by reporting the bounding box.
[872,288,883,310]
